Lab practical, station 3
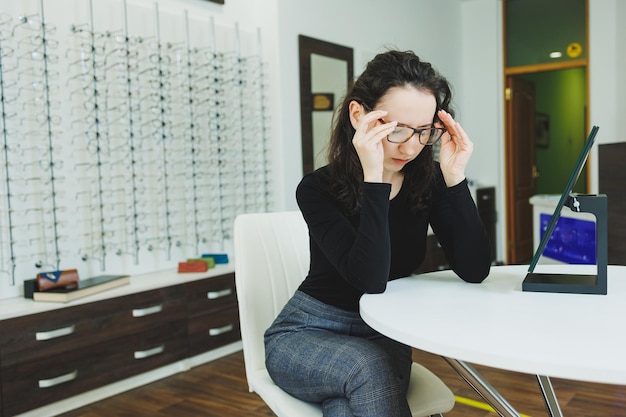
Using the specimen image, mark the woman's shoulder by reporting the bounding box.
[298,165,333,189]
[296,165,346,214]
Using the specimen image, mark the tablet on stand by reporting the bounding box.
[522,125,608,295]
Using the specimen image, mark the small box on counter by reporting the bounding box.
[23,279,37,299]
[188,257,215,269]
[178,260,209,273]
[201,253,229,264]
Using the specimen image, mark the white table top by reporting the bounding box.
[360,264,626,385]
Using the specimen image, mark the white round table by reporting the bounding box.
[360,264,626,416]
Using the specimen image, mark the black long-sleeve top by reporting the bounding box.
[296,164,491,312]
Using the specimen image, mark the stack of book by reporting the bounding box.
[177,253,229,273]
[25,274,130,303]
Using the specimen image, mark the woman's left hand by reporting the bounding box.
[437,109,473,187]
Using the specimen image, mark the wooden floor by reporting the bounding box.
[58,349,626,417]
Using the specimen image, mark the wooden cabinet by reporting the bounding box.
[0,270,239,417]
[186,273,240,356]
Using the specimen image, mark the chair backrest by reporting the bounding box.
[234,211,310,388]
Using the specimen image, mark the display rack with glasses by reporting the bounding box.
[0,12,17,285]
[0,0,272,299]
[4,3,68,280]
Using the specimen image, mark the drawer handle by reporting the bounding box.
[207,288,232,299]
[134,345,165,359]
[209,323,234,336]
[132,304,163,317]
[36,324,76,341]
[39,370,78,388]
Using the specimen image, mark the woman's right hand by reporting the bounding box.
[351,109,397,183]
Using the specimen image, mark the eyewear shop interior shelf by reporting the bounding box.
[0,266,241,417]
[0,1,267,416]
[0,2,272,299]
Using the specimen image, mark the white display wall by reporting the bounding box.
[0,0,271,299]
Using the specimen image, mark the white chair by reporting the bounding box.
[234,211,455,417]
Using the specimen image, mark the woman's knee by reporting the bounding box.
[345,344,403,391]
[343,346,411,416]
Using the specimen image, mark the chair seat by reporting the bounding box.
[248,363,455,417]
[250,369,322,416]
[406,362,456,415]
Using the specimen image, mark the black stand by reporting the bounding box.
[523,194,607,295]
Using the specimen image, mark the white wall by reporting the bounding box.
[617,0,626,145]
[588,0,624,193]
[459,0,505,260]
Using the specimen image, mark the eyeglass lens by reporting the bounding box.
[387,126,444,145]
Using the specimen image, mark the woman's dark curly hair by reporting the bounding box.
[324,50,454,215]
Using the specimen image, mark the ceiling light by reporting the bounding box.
[549,51,562,59]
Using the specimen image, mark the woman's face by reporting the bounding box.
[374,86,437,174]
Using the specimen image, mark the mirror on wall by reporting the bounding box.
[298,35,353,174]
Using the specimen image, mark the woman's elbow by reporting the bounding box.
[459,263,490,283]
[358,278,388,294]
[364,284,387,294]
[453,256,491,283]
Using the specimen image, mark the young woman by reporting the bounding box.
[264,50,491,417]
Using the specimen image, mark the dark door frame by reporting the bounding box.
[298,35,353,175]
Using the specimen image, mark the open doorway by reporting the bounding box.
[519,68,588,196]
[505,68,587,264]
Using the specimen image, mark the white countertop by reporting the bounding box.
[0,264,235,321]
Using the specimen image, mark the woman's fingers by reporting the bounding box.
[352,109,396,183]
[354,110,396,144]
[437,109,472,148]
[436,109,475,186]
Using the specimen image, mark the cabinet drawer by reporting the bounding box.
[186,273,237,316]
[92,285,187,341]
[187,306,240,356]
[0,304,99,367]
[0,320,187,416]
[0,286,186,367]
[96,319,188,383]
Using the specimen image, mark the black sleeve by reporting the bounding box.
[429,175,491,283]
[296,177,391,294]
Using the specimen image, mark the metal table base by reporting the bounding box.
[443,357,564,417]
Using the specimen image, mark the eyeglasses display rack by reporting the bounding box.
[0,0,272,297]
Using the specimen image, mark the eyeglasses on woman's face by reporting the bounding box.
[378,118,446,145]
